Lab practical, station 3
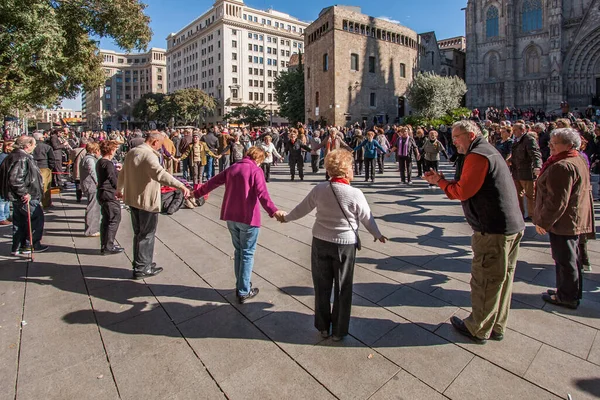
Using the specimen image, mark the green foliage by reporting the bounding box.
[406,72,467,121]
[168,88,217,126]
[132,93,166,127]
[224,105,269,128]
[0,0,152,114]
[404,107,472,128]
[273,53,305,125]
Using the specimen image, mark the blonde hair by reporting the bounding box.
[325,149,353,178]
[246,146,266,164]
[86,142,100,154]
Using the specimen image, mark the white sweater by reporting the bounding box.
[260,142,282,164]
[285,181,383,245]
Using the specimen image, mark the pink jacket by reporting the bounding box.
[195,157,277,227]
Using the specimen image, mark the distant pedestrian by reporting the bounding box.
[80,142,101,237]
[96,140,123,255]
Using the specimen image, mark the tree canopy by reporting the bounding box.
[273,54,305,125]
[132,89,216,128]
[224,105,269,128]
[0,0,152,114]
[406,72,467,120]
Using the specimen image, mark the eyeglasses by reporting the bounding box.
[451,133,468,142]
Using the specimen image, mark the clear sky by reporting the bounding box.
[61,0,467,110]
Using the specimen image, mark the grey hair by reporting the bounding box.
[452,120,481,136]
[550,128,581,150]
[14,135,36,149]
[32,132,44,141]
[145,131,166,142]
[533,123,546,131]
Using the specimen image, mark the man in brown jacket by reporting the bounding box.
[533,128,595,309]
[509,123,542,221]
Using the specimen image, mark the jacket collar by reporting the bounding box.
[140,142,161,157]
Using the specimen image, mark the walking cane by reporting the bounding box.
[26,199,34,262]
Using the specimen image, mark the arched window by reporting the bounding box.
[486,6,499,38]
[315,91,319,108]
[525,47,541,75]
[489,54,499,78]
[522,0,543,32]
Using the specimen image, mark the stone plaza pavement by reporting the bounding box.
[1,162,599,400]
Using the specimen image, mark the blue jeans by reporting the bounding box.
[181,158,190,181]
[227,221,260,296]
[0,199,9,221]
[205,155,214,180]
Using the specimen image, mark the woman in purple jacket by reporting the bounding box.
[195,147,285,303]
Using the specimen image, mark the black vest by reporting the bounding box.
[458,137,525,235]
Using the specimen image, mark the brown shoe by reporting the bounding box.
[0,220,11,226]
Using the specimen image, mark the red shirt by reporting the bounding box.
[439,153,489,201]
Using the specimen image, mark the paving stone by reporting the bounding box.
[373,321,473,392]
[219,350,334,400]
[524,344,600,400]
[378,285,459,331]
[429,277,472,311]
[159,287,227,325]
[508,303,596,359]
[370,369,446,400]
[295,335,401,400]
[588,332,600,366]
[111,340,224,400]
[436,309,542,376]
[16,355,118,400]
[349,295,403,346]
[352,267,402,304]
[445,356,561,400]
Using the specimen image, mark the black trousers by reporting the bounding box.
[354,160,363,175]
[398,156,413,183]
[549,232,583,303]
[11,200,44,252]
[130,207,159,272]
[311,154,320,173]
[100,199,121,250]
[74,179,82,202]
[424,160,439,173]
[377,154,385,173]
[289,158,304,179]
[578,234,590,267]
[261,163,271,182]
[364,157,376,181]
[311,237,356,337]
[416,157,425,176]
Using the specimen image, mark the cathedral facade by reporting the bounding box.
[465,0,600,112]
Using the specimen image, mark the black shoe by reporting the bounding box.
[101,246,124,255]
[300,176,304,181]
[450,316,487,344]
[291,176,295,181]
[489,331,504,341]
[238,287,259,304]
[33,245,49,253]
[541,293,578,309]
[133,266,164,280]
[524,217,532,222]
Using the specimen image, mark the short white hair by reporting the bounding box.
[551,128,581,150]
[452,120,481,136]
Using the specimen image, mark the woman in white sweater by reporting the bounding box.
[259,135,283,182]
[279,149,387,341]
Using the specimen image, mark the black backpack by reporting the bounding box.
[161,190,184,215]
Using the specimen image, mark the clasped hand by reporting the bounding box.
[273,210,287,222]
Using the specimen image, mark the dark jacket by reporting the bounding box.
[201,132,219,152]
[50,134,69,169]
[96,158,118,202]
[129,136,145,149]
[510,133,542,181]
[392,136,420,159]
[459,137,525,235]
[533,155,595,238]
[0,149,44,202]
[285,140,311,163]
[538,131,550,162]
[495,138,514,160]
[32,140,56,170]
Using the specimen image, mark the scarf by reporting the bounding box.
[331,177,350,185]
[397,137,409,156]
[539,149,579,176]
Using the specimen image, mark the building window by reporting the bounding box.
[522,0,543,32]
[232,65,238,73]
[323,53,329,71]
[232,53,237,60]
[525,47,541,74]
[369,93,376,107]
[232,89,238,98]
[486,6,499,38]
[315,91,319,107]
[232,40,237,48]
[400,63,406,78]
[350,53,359,71]
[488,54,499,78]
[368,56,376,73]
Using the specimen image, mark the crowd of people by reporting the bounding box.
[0,109,597,342]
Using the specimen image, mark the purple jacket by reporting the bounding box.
[195,157,277,227]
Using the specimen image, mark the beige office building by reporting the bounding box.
[82,48,167,130]
[304,6,421,127]
[166,0,309,125]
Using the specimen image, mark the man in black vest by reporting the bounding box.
[424,120,525,344]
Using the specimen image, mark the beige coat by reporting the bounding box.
[117,143,185,213]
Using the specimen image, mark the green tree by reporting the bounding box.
[0,0,152,114]
[168,88,217,126]
[406,72,467,120]
[273,53,305,125]
[224,105,269,128]
[133,93,167,127]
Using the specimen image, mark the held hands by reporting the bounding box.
[180,186,191,199]
[22,194,31,203]
[374,235,388,243]
[423,168,442,185]
[273,210,287,222]
[116,191,123,200]
[535,225,547,235]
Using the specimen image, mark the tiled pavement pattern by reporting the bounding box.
[1,161,599,400]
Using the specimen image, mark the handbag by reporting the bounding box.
[329,183,361,250]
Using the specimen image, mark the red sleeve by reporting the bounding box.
[438,154,489,201]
